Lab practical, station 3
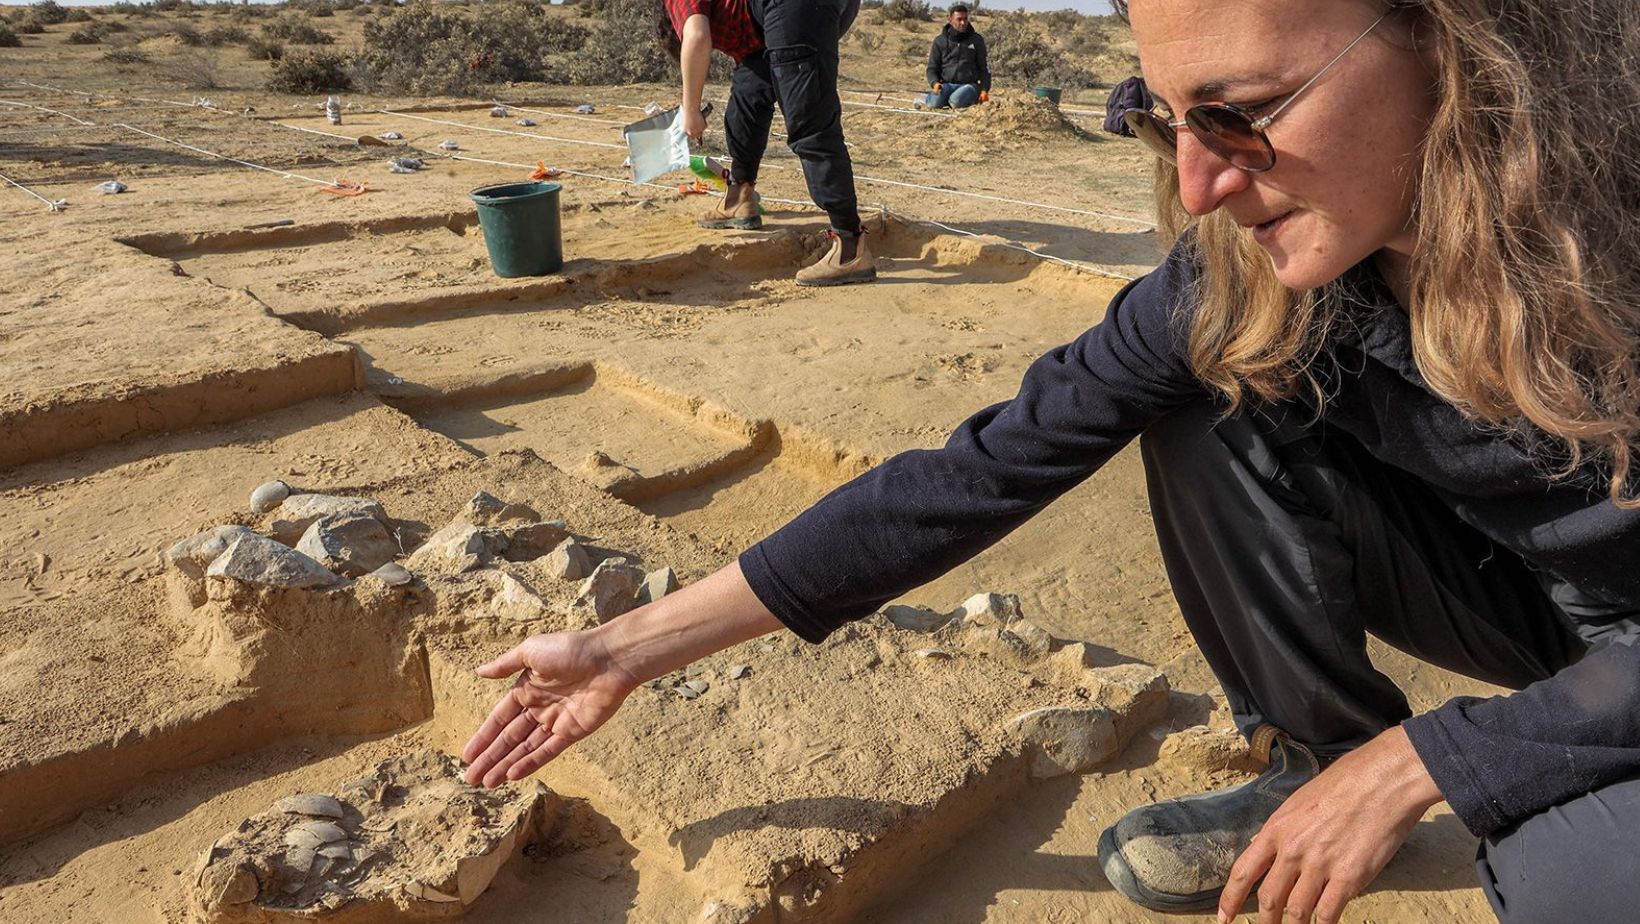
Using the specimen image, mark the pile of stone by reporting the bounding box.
[166,483,685,636]
[194,749,552,923]
[878,591,1170,779]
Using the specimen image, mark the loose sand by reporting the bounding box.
[2,8,1502,924]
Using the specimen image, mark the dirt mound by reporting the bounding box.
[194,749,550,923]
[850,91,1094,164]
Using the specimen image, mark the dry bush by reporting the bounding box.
[876,0,932,23]
[10,14,46,34]
[66,25,102,44]
[0,22,19,46]
[203,25,250,46]
[357,0,587,94]
[173,23,205,46]
[169,47,223,88]
[261,16,335,45]
[101,43,151,63]
[64,8,92,22]
[29,0,67,25]
[111,1,150,16]
[564,0,676,84]
[245,36,284,61]
[267,47,353,93]
[985,13,1097,89]
[150,0,196,12]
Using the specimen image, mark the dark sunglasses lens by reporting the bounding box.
[1123,109,1178,164]
[1185,106,1276,171]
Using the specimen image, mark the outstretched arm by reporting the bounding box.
[461,560,781,786]
[679,13,712,142]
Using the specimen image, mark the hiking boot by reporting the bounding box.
[1097,726,1322,912]
[794,231,876,287]
[697,189,761,230]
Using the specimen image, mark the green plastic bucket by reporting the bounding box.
[469,181,563,278]
[1032,86,1064,105]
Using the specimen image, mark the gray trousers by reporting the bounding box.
[1140,398,1640,923]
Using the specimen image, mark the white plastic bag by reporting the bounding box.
[622,106,689,185]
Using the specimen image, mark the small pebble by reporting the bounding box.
[249,479,291,515]
[727,664,751,680]
[678,679,710,699]
[915,648,955,660]
[370,562,413,587]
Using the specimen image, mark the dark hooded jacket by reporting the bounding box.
[926,23,991,91]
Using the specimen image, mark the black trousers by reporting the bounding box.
[1140,398,1640,924]
[726,0,862,234]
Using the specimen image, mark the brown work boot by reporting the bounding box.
[1097,726,1322,911]
[794,230,876,287]
[697,188,761,230]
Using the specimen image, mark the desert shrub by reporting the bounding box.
[562,0,675,84]
[97,19,129,33]
[29,0,68,25]
[877,0,931,22]
[66,25,102,43]
[12,15,46,34]
[0,22,19,46]
[267,47,352,92]
[151,0,195,12]
[203,24,249,45]
[262,16,334,45]
[169,46,222,87]
[173,24,205,45]
[356,0,586,94]
[112,1,149,16]
[245,36,284,60]
[985,13,1097,89]
[102,43,150,63]
[65,8,93,22]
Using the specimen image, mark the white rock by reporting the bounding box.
[249,480,291,515]
[268,494,387,545]
[1005,706,1119,779]
[278,794,344,818]
[489,520,569,561]
[166,525,259,580]
[404,521,489,574]
[882,603,951,633]
[543,538,591,580]
[488,572,548,623]
[634,566,679,607]
[296,512,398,577]
[370,562,413,586]
[574,557,644,622]
[915,648,955,660]
[1002,618,1055,657]
[727,664,751,680]
[284,820,346,848]
[682,679,709,696]
[206,535,345,589]
[949,592,1023,628]
[463,490,538,527]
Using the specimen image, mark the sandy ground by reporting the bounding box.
[0,7,1502,924]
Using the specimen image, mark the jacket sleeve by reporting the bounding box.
[740,239,1207,642]
[926,34,944,86]
[976,34,991,91]
[1404,621,1640,836]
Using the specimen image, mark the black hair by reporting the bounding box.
[949,4,969,14]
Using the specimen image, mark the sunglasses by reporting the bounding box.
[1123,12,1387,173]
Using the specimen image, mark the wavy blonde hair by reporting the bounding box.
[1125,0,1640,507]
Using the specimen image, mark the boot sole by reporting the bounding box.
[794,268,877,288]
[1096,825,1225,913]
[697,216,763,230]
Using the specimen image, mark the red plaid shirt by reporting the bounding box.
[665,0,763,63]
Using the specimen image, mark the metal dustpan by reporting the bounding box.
[622,106,690,185]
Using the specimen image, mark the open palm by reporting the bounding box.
[460,631,639,787]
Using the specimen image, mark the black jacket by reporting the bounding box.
[742,235,1640,839]
[926,24,990,91]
